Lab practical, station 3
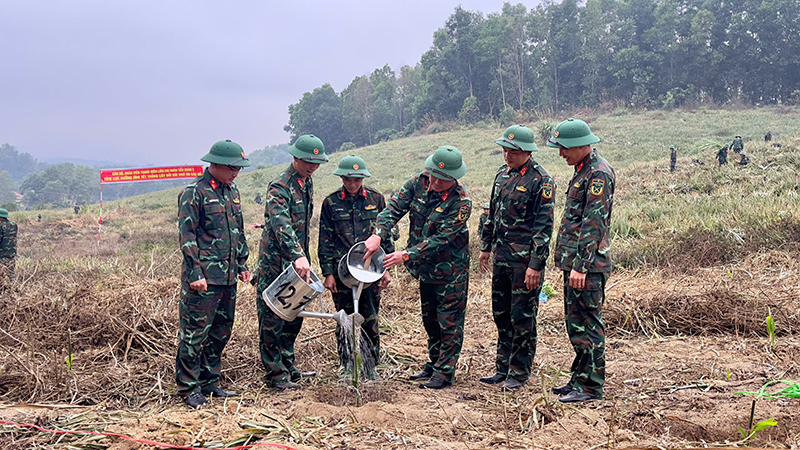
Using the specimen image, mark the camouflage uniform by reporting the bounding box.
[176,168,249,397]
[716,147,728,166]
[478,211,489,238]
[481,158,555,382]
[374,173,471,384]
[256,164,314,385]
[318,185,394,368]
[732,137,744,154]
[0,217,17,281]
[670,148,677,172]
[555,150,615,398]
[764,132,772,142]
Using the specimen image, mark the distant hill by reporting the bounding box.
[44,157,135,169]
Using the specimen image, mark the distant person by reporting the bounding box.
[716,145,728,166]
[691,158,705,166]
[254,192,263,205]
[74,205,80,214]
[176,140,251,408]
[764,131,772,142]
[478,202,490,238]
[669,145,677,172]
[37,214,42,222]
[731,135,744,154]
[255,134,328,390]
[318,155,392,380]
[479,125,555,391]
[739,152,750,166]
[0,209,18,282]
[364,146,471,389]
[547,118,615,403]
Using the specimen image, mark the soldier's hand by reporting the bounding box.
[525,268,541,290]
[250,223,263,229]
[378,270,391,289]
[569,269,586,290]
[479,251,491,273]
[324,274,338,293]
[190,278,208,292]
[363,234,382,262]
[239,271,252,283]
[294,257,311,283]
[382,251,404,269]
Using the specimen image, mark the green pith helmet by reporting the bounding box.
[482,202,490,210]
[546,118,600,149]
[425,146,466,180]
[0,209,8,219]
[496,125,538,152]
[333,155,371,178]
[201,140,251,167]
[288,134,329,163]
[670,145,675,149]
[736,135,741,138]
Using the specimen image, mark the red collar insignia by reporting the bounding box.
[362,187,367,198]
[576,162,585,173]
[298,178,305,189]
[340,190,346,200]
[441,191,449,201]
[209,179,218,190]
[520,166,528,176]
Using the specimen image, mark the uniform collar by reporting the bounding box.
[203,168,224,190]
[507,157,533,176]
[575,150,595,174]
[287,164,309,189]
[340,186,367,200]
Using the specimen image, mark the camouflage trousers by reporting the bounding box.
[670,157,676,172]
[419,278,468,383]
[491,265,543,382]
[563,271,607,398]
[175,282,236,397]
[331,276,381,369]
[256,263,304,386]
[718,156,727,166]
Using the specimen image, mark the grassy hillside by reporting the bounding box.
[15,105,798,273]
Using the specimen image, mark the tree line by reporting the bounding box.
[285,0,800,151]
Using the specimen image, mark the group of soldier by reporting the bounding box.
[670,132,771,170]
[174,117,615,408]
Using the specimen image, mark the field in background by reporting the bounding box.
[1,106,799,449]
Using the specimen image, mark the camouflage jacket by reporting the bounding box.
[731,138,744,151]
[670,149,677,162]
[178,169,249,286]
[318,186,394,277]
[374,173,471,284]
[555,150,615,274]
[0,219,17,260]
[478,212,488,238]
[256,165,313,288]
[481,158,555,270]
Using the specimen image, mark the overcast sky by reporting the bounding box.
[1,1,521,166]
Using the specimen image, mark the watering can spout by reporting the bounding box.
[332,310,365,327]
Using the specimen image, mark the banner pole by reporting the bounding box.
[98,182,103,242]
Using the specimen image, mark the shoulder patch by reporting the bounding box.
[590,178,605,196]
[457,204,470,222]
[542,182,553,199]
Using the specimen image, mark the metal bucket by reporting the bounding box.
[337,241,386,288]
[263,264,325,321]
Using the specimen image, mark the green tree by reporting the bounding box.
[284,83,346,152]
[0,170,16,204]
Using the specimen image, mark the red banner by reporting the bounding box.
[100,165,204,184]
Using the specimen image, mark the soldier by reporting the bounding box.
[765,131,772,142]
[739,152,750,166]
[731,135,744,154]
[716,145,728,166]
[478,125,555,390]
[477,202,490,238]
[364,146,471,389]
[669,145,677,172]
[318,155,393,379]
[546,118,615,403]
[176,140,251,408]
[0,209,17,282]
[254,192,263,205]
[255,134,328,390]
